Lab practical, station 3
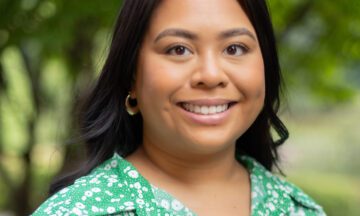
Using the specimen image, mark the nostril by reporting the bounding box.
[193,80,227,89]
[190,66,229,89]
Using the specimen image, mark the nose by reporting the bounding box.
[190,53,229,89]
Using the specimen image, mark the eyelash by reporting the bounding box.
[165,44,249,56]
[165,45,192,56]
[223,44,249,56]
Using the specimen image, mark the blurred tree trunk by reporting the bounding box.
[9,45,43,215]
[0,61,16,212]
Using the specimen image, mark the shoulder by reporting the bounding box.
[32,154,152,216]
[239,155,327,216]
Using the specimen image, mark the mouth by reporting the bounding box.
[178,101,237,115]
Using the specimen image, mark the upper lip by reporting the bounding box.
[177,99,238,106]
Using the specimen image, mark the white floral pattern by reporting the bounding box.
[32,153,326,215]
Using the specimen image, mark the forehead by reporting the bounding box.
[147,0,255,37]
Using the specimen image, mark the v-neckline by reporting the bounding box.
[119,154,257,216]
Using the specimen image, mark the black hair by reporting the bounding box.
[49,0,288,195]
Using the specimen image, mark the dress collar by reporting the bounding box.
[238,155,324,214]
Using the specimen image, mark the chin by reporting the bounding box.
[183,133,238,154]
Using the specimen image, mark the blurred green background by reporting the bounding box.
[0,0,359,215]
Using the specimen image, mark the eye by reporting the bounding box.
[223,44,248,56]
[166,45,192,56]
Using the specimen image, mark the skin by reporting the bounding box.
[127,0,265,215]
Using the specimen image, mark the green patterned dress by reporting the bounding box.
[32,153,326,216]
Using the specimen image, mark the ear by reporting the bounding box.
[129,84,137,99]
[129,69,139,99]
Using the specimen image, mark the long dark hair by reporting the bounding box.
[50,0,288,195]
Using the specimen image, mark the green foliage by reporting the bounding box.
[269,0,360,104]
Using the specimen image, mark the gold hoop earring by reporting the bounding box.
[125,94,139,116]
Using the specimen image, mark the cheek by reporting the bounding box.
[230,58,265,136]
[135,54,187,113]
[245,68,265,110]
[230,56,266,104]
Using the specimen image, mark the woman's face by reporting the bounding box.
[134,0,265,156]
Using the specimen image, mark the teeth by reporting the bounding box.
[182,103,229,115]
[201,106,209,115]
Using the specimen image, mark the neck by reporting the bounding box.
[130,140,245,187]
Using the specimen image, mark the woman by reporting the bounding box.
[33,0,326,215]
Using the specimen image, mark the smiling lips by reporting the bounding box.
[181,103,229,115]
[178,99,237,115]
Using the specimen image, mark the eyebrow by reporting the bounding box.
[154,27,257,43]
[154,29,198,43]
[218,28,256,41]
